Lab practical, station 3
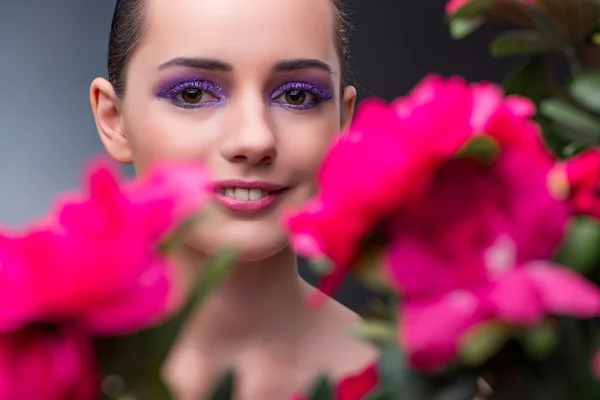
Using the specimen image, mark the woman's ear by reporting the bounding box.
[340,85,357,131]
[89,78,133,164]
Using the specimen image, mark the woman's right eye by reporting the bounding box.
[177,87,220,106]
[157,80,225,109]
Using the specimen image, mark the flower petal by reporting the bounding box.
[400,290,482,372]
[525,262,600,318]
[486,267,545,325]
[80,261,172,335]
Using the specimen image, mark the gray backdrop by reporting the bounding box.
[0,0,513,309]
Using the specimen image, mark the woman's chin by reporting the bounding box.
[182,223,291,263]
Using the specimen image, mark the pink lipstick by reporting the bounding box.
[212,180,289,213]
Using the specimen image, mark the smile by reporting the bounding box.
[218,188,277,201]
[212,181,290,212]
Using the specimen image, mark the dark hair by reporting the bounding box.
[107,0,351,97]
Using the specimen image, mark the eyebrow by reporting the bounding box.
[157,57,333,75]
[272,59,334,75]
[157,57,233,72]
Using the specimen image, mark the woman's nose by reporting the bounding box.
[219,96,277,167]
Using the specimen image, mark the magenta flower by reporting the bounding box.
[388,85,600,371]
[286,75,600,371]
[287,76,482,301]
[550,148,600,220]
[0,158,210,335]
[0,325,99,400]
[287,75,537,299]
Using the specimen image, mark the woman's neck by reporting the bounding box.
[174,246,316,353]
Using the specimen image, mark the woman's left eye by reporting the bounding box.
[271,83,333,110]
[274,89,316,108]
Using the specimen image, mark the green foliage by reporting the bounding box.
[207,370,236,400]
[307,376,335,400]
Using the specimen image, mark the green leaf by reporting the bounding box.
[569,71,600,115]
[378,342,414,397]
[512,2,562,39]
[350,320,397,343]
[207,370,236,400]
[449,17,483,39]
[503,54,556,105]
[365,390,394,400]
[456,135,501,164]
[491,30,557,57]
[459,321,512,367]
[556,217,600,274]
[540,98,600,136]
[547,120,600,146]
[308,375,334,400]
[309,258,333,276]
[520,321,559,361]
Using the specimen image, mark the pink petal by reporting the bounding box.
[81,262,172,335]
[400,290,483,372]
[486,267,545,325]
[525,262,600,318]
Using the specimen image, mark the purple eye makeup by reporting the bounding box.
[154,74,334,111]
[156,78,226,109]
[271,81,334,111]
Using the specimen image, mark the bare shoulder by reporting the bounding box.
[309,292,379,380]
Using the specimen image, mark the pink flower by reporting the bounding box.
[551,148,600,220]
[0,158,210,335]
[286,75,538,301]
[0,324,99,400]
[287,76,485,302]
[287,75,600,371]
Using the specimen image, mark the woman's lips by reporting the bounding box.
[211,181,289,213]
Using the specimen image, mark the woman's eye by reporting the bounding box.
[179,88,219,105]
[275,89,316,107]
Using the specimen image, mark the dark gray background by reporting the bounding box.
[0,0,516,309]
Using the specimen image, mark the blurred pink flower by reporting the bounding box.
[552,148,600,220]
[287,76,484,302]
[286,75,600,371]
[0,158,210,335]
[0,325,99,400]
[286,75,538,302]
[386,80,600,371]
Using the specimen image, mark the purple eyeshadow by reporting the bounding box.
[156,78,226,109]
[270,81,334,101]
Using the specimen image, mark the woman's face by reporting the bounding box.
[92,0,356,261]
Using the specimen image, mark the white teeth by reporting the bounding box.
[234,188,249,201]
[249,189,262,201]
[221,188,275,201]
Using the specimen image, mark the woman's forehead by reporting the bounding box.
[137,0,340,72]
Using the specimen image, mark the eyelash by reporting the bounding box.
[157,80,334,111]
[157,80,225,109]
[270,82,334,111]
